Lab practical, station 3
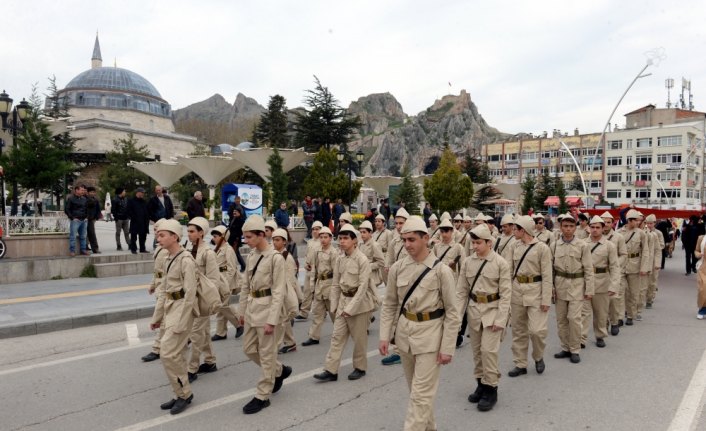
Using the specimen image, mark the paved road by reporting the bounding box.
[1,246,705,430]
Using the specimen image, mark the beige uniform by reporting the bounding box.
[188,246,222,373]
[299,237,320,318]
[576,225,590,240]
[606,230,628,325]
[375,228,393,255]
[456,251,511,387]
[510,239,553,368]
[637,228,656,315]
[213,243,241,338]
[428,227,441,248]
[387,231,409,269]
[647,229,665,305]
[618,226,650,319]
[149,247,169,354]
[492,234,516,264]
[160,249,198,400]
[433,241,466,279]
[380,253,461,431]
[324,248,378,374]
[581,237,619,343]
[281,250,301,347]
[308,245,339,340]
[552,237,594,354]
[239,245,287,401]
[535,230,554,248]
[359,237,385,287]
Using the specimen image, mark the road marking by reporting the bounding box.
[668,346,706,431]
[0,284,149,305]
[115,349,381,431]
[126,323,141,346]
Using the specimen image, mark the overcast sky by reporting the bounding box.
[4,0,705,136]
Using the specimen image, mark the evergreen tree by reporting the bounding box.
[293,76,362,152]
[44,75,70,118]
[569,174,585,193]
[556,178,569,214]
[473,184,502,213]
[98,134,151,200]
[302,148,361,203]
[423,148,474,214]
[464,150,490,183]
[521,174,536,215]
[254,95,290,148]
[267,148,289,212]
[534,169,555,211]
[396,165,421,214]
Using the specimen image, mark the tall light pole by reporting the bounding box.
[560,141,588,196]
[0,91,32,216]
[337,144,364,211]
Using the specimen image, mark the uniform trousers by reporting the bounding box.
[581,292,610,343]
[469,323,503,387]
[151,327,166,354]
[647,269,660,304]
[399,349,440,431]
[298,274,314,318]
[637,273,650,314]
[324,312,370,374]
[243,325,284,400]
[625,273,642,319]
[510,303,548,368]
[308,296,335,340]
[188,316,216,373]
[214,293,240,337]
[161,314,195,399]
[556,298,583,354]
[609,276,627,325]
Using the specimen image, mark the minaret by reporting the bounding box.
[91,33,102,69]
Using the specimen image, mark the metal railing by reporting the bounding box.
[266,215,306,230]
[0,215,70,237]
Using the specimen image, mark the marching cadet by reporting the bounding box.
[635,212,653,321]
[618,209,650,326]
[339,212,353,228]
[302,226,338,346]
[374,214,393,254]
[314,224,378,382]
[453,213,465,243]
[575,213,590,240]
[507,215,553,377]
[485,214,500,238]
[457,224,511,412]
[379,216,461,431]
[440,211,452,222]
[428,214,441,247]
[265,219,277,243]
[358,221,385,288]
[186,217,223,382]
[602,211,628,335]
[580,216,619,348]
[433,218,466,279]
[272,228,301,354]
[295,220,323,321]
[152,219,198,415]
[382,206,410,365]
[645,214,665,309]
[210,225,244,341]
[463,215,473,237]
[533,214,553,246]
[238,215,292,414]
[552,213,594,364]
[142,219,168,362]
[493,214,516,263]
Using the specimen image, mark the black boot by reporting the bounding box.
[477,384,497,412]
[467,378,484,403]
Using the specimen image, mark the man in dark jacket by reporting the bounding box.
[65,184,88,256]
[227,206,246,271]
[127,188,150,254]
[302,195,315,239]
[85,186,102,253]
[186,191,206,220]
[227,195,245,225]
[274,202,290,228]
[112,188,130,250]
[320,197,329,227]
[147,185,174,222]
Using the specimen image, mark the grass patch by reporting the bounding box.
[50,275,63,280]
[80,264,97,278]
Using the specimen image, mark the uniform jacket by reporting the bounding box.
[305,237,321,273]
[456,250,511,331]
[330,247,378,317]
[649,229,665,269]
[535,230,554,247]
[585,237,619,295]
[239,245,287,327]
[552,236,595,301]
[511,239,554,307]
[374,228,393,254]
[386,231,408,268]
[492,234,516,264]
[618,226,650,274]
[150,246,169,326]
[214,242,238,292]
[433,241,465,276]
[380,253,461,356]
[359,238,385,286]
[605,230,628,271]
[162,248,198,333]
[311,245,339,300]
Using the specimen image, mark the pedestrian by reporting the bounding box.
[37,201,43,217]
[683,216,702,275]
[127,187,150,254]
[457,224,511,412]
[380,199,392,229]
[288,199,298,217]
[148,185,175,248]
[302,226,338,347]
[238,215,292,414]
[21,200,30,216]
[302,195,315,239]
[320,197,330,227]
[295,221,323,322]
[142,220,169,363]
[64,184,89,257]
[379,216,461,431]
[227,207,246,271]
[85,186,102,254]
[227,195,245,224]
[186,191,205,220]
[333,199,345,235]
[112,188,130,251]
[423,203,432,227]
[210,225,244,342]
[152,219,198,415]
[274,202,290,228]
[314,224,377,382]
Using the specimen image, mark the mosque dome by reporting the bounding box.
[65,67,163,99]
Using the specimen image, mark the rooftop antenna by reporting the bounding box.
[687,79,694,110]
[680,77,687,109]
[665,78,674,108]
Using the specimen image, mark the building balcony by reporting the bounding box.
[669,180,682,187]
[504,160,519,168]
[688,180,696,187]
[634,164,652,171]
[634,180,651,187]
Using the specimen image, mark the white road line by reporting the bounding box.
[115,349,381,431]
[668,346,706,431]
[126,323,141,346]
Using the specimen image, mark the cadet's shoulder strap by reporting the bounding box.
[625,231,636,245]
[513,243,537,279]
[590,242,601,253]
[396,243,405,261]
[494,237,502,252]
[398,260,440,316]
[438,245,453,261]
[469,259,490,295]
[376,230,384,241]
[250,255,265,283]
[166,250,185,275]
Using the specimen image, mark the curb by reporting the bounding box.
[0,305,156,339]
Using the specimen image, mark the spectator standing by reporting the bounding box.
[65,185,88,256]
[289,199,298,216]
[275,202,290,228]
[423,203,432,227]
[318,197,327,226]
[227,195,245,224]
[333,199,345,236]
[86,186,102,254]
[127,187,150,254]
[380,199,392,228]
[112,188,130,250]
[37,201,43,217]
[186,191,206,220]
[147,185,175,222]
[227,207,246,271]
[302,195,315,239]
[684,216,703,275]
[21,200,30,216]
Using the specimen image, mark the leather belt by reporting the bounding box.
[555,270,584,279]
[471,292,500,303]
[169,289,186,300]
[219,266,228,272]
[251,288,272,298]
[628,252,640,258]
[317,272,333,281]
[515,275,542,283]
[594,267,608,274]
[341,289,358,297]
[404,308,445,322]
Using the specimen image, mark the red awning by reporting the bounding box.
[544,197,559,206]
[544,196,583,207]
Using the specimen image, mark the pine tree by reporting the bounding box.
[267,148,289,212]
[556,178,569,214]
[473,184,502,213]
[423,148,474,214]
[302,148,361,203]
[534,169,555,211]
[396,165,421,214]
[521,174,536,215]
[98,134,151,199]
[463,150,490,183]
[569,174,585,193]
[254,95,290,148]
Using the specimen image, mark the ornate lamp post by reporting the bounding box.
[337,145,364,211]
[0,91,32,216]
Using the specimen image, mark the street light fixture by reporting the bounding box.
[337,144,364,210]
[0,90,32,216]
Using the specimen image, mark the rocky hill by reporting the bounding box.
[173,89,507,175]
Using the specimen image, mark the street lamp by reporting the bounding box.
[337,144,364,210]
[0,90,32,216]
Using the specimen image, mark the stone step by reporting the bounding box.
[89,252,154,265]
[93,260,154,278]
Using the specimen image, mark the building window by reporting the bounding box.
[609,140,622,150]
[625,173,633,182]
[524,168,538,176]
[505,169,518,177]
[636,138,652,148]
[656,171,681,181]
[607,156,622,166]
[505,153,518,161]
[636,189,651,198]
[488,155,501,162]
[636,155,652,164]
[607,173,622,182]
[607,190,622,199]
[636,172,651,181]
[625,189,632,199]
[589,180,602,189]
[657,189,681,198]
[626,156,633,165]
[522,152,538,161]
[657,153,682,164]
[657,135,682,147]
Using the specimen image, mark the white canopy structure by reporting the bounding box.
[128,161,193,188]
[233,147,312,181]
[175,156,246,220]
[412,174,432,194]
[360,176,402,197]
